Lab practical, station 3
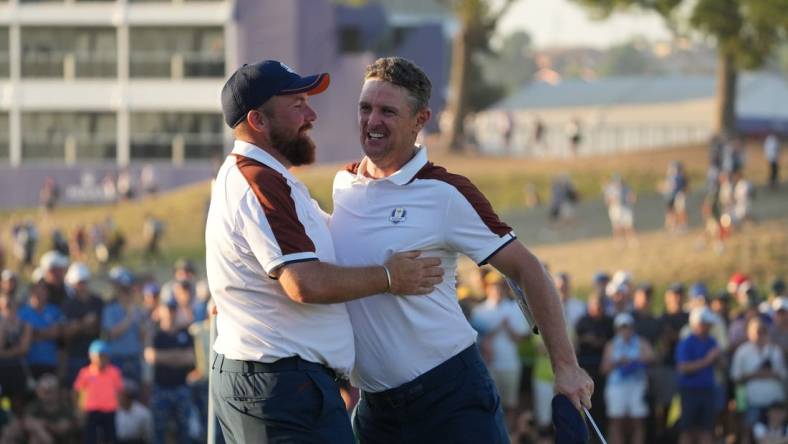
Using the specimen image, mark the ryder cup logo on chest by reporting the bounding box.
[389,208,407,224]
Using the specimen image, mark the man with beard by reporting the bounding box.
[206,60,444,444]
[329,57,593,442]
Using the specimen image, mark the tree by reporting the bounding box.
[438,0,520,153]
[479,31,538,94]
[573,0,788,135]
[600,41,659,76]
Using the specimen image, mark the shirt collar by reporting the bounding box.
[230,140,299,184]
[355,145,428,186]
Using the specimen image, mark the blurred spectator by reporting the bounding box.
[39,250,69,307]
[11,220,38,270]
[606,274,633,317]
[548,173,578,224]
[117,169,135,201]
[603,174,637,245]
[73,340,124,444]
[142,215,164,260]
[140,164,158,196]
[753,402,788,444]
[115,380,153,444]
[69,226,89,263]
[601,313,655,444]
[653,282,689,440]
[763,132,781,191]
[723,135,746,175]
[719,170,754,228]
[91,221,109,266]
[0,291,33,414]
[471,271,529,430]
[0,414,55,444]
[710,291,732,329]
[632,283,661,346]
[26,374,78,443]
[676,307,721,444]
[144,302,195,444]
[62,263,104,386]
[729,289,768,351]
[39,177,60,214]
[1,270,19,300]
[592,271,611,313]
[102,173,117,203]
[770,297,788,358]
[170,281,197,330]
[19,283,63,378]
[555,272,585,329]
[574,293,614,435]
[662,161,689,233]
[102,267,145,384]
[566,118,582,156]
[762,279,787,317]
[51,229,70,257]
[731,318,787,444]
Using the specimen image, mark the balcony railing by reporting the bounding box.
[22,132,116,161]
[130,132,223,161]
[130,51,223,78]
[22,51,117,78]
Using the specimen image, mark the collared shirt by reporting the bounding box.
[206,140,354,375]
[330,146,516,392]
[471,299,529,371]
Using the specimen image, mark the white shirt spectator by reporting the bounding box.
[472,299,529,370]
[731,341,787,408]
[764,134,780,163]
[563,297,587,329]
[116,400,153,443]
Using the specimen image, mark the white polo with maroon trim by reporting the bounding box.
[329,146,516,392]
[206,140,354,376]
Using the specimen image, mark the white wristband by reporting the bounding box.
[382,265,392,292]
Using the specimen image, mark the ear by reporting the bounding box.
[414,107,432,132]
[245,109,267,133]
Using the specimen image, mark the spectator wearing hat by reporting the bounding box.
[19,282,63,379]
[731,317,787,444]
[144,301,195,444]
[710,291,733,330]
[25,373,78,444]
[632,283,661,346]
[11,220,38,271]
[676,307,721,444]
[62,263,104,387]
[38,251,69,307]
[101,267,145,384]
[761,279,787,318]
[115,380,153,444]
[471,271,530,431]
[74,340,124,444]
[574,293,614,436]
[0,290,33,415]
[601,312,655,444]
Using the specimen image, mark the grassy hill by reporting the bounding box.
[1,143,784,293]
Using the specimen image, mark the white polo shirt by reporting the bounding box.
[206,140,354,376]
[329,146,516,392]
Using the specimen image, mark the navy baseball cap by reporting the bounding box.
[221,60,330,128]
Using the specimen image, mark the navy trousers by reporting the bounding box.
[352,344,510,444]
[211,354,353,444]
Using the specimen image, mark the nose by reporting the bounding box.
[304,103,317,122]
[366,109,383,127]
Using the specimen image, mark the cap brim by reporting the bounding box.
[279,73,330,96]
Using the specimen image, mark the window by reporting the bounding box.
[339,26,362,53]
[22,112,116,161]
[130,112,223,160]
[0,28,8,78]
[21,27,116,78]
[130,27,224,78]
[0,113,8,162]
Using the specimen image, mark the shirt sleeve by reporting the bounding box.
[234,156,319,276]
[73,368,86,391]
[730,347,744,380]
[771,346,787,379]
[443,183,516,265]
[675,338,688,364]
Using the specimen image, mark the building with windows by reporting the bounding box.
[0,0,452,208]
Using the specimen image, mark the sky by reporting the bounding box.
[497,0,673,49]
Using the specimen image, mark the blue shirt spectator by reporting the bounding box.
[19,301,63,367]
[676,329,718,389]
[101,301,144,358]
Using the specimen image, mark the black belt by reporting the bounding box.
[214,354,341,381]
[363,344,478,409]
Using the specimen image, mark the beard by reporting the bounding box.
[270,123,316,167]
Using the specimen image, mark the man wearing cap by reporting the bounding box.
[207,60,443,443]
[19,282,64,378]
[675,307,721,444]
[102,267,146,384]
[62,262,104,386]
[39,250,69,307]
[329,57,592,442]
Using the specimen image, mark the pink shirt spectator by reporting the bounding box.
[73,364,124,412]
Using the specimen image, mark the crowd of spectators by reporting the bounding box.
[0,236,215,444]
[461,267,787,444]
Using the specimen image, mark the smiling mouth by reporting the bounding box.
[367,131,386,140]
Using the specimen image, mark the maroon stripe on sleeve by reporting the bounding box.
[235,155,316,255]
[344,161,361,174]
[413,162,512,236]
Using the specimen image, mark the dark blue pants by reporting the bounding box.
[151,385,192,444]
[84,411,116,444]
[211,354,353,444]
[352,344,509,444]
